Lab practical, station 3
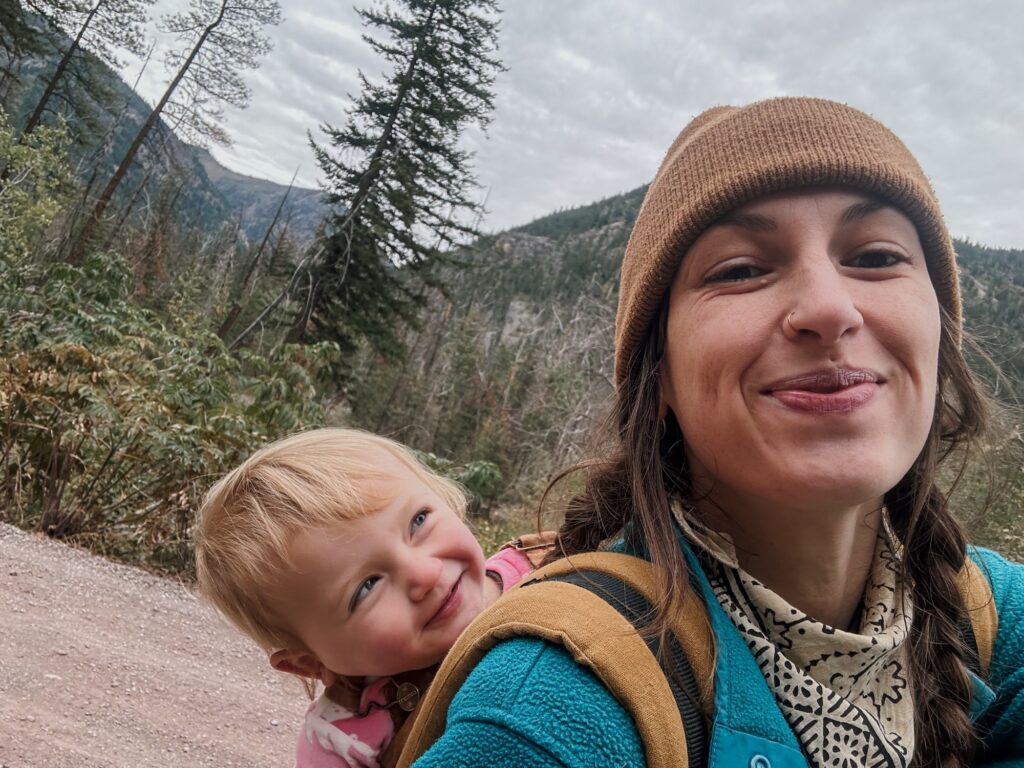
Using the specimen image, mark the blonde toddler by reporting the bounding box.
[195,429,542,768]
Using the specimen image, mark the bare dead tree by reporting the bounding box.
[216,170,297,340]
[20,0,154,138]
[67,0,280,263]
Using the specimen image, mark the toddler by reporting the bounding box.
[195,428,547,768]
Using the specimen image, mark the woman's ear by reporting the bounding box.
[269,650,338,687]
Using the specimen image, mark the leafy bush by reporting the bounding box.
[0,109,74,260]
[459,460,503,517]
[0,250,337,572]
[414,450,503,519]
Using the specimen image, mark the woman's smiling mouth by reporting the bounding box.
[764,368,883,414]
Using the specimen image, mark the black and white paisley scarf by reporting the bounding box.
[673,505,914,768]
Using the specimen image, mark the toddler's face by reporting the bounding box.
[272,455,486,678]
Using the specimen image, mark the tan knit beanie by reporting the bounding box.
[614,96,960,390]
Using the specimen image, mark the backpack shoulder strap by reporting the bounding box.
[394,551,715,768]
[530,567,710,764]
[959,556,998,679]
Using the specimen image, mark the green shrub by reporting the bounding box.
[0,250,338,573]
[0,109,74,260]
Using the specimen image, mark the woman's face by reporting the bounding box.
[660,188,941,516]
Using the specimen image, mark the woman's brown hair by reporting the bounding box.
[554,298,988,767]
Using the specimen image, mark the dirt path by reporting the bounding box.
[0,523,300,767]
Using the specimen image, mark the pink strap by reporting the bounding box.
[484,547,534,592]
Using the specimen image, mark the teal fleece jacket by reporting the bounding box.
[413,537,1024,767]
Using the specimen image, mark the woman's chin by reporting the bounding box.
[759,455,904,513]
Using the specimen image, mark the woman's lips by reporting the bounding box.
[425,575,463,628]
[764,368,882,414]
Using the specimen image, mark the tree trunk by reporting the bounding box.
[215,303,243,339]
[283,5,436,343]
[374,327,426,432]
[39,435,75,538]
[67,0,229,264]
[21,0,102,137]
[321,21,429,271]
[216,173,295,339]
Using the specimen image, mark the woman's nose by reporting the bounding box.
[406,554,443,602]
[782,259,864,346]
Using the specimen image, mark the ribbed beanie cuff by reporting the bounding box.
[614,97,960,390]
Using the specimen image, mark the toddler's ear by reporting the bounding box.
[269,649,338,686]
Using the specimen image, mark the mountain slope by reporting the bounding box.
[505,186,1024,392]
[353,185,1023,537]
[5,20,326,242]
[193,149,327,242]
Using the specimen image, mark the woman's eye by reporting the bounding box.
[705,263,767,284]
[410,509,430,533]
[848,249,905,269]
[352,576,380,609]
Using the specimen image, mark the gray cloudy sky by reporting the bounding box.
[125,1,1024,248]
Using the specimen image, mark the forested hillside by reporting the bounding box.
[353,185,1024,553]
[0,0,516,569]
[957,240,1024,392]
[3,11,325,244]
[1,0,1020,572]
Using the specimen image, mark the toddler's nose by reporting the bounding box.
[407,555,443,602]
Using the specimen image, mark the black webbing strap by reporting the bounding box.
[959,614,982,678]
[523,570,708,768]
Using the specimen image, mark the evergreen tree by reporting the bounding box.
[0,1,51,105]
[280,0,503,367]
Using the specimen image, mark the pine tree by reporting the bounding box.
[280,0,503,366]
[0,1,51,105]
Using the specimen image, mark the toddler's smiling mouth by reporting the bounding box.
[425,575,463,628]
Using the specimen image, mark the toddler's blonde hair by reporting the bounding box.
[194,428,467,653]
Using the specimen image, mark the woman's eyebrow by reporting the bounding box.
[841,198,890,224]
[711,212,776,231]
[711,198,892,231]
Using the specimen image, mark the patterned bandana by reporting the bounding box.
[673,505,915,767]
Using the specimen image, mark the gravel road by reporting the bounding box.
[0,523,299,767]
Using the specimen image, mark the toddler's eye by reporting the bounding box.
[705,263,768,284]
[410,509,430,532]
[848,249,905,269]
[352,576,380,609]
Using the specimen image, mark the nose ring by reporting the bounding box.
[786,311,799,335]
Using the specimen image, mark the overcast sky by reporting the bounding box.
[125,1,1024,248]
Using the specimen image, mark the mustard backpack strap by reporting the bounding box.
[959,557,998,679]
[526,553,716,719]
[395,551,716,768]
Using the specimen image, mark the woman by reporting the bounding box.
[414,97,1024,767]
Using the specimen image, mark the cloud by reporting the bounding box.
[124,0,1024,248]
